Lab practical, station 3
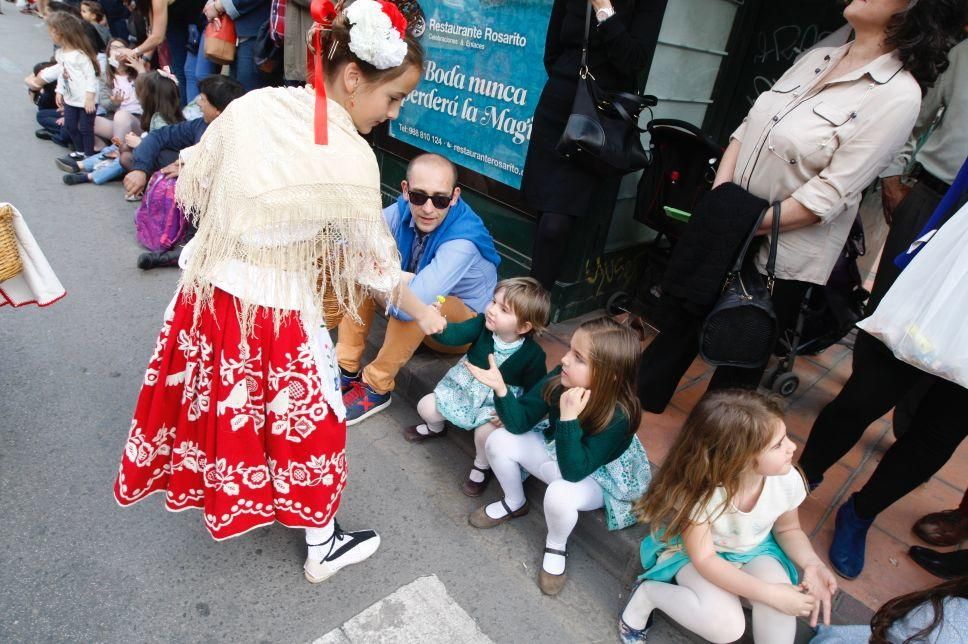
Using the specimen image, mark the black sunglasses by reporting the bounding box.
[408,189,454,209]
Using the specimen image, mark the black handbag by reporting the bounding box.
[699,202,782,369]
[555,3,656,177]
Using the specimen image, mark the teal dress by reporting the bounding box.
[434,335,525,430]
[494,368,652,531]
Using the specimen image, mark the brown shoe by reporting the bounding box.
[402,423,447,443]
[461,466,493,497]
[468,499,529,528]
[913,509,968,547]
[538,548,568,596]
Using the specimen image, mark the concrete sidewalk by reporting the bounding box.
[349,307,966,641]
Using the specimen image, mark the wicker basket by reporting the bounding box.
[0,205,23,283]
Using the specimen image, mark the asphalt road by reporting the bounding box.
[0,10,693,643]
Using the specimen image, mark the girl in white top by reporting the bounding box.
[620,390,838,644]
[39,13,100,158]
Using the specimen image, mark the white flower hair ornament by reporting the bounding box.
[344,0,409,70]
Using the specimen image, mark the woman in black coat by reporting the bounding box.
[522,0,667,290]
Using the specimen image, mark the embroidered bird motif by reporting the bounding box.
[217,379,249,416]
[265,386,290,417]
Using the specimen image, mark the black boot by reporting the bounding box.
[137,248,182,270]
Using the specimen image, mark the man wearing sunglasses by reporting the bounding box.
[337,153,501,426]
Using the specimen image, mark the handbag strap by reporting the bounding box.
[730,201,782,284]
[580,2,592,71]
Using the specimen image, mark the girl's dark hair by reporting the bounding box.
[316,11,424,85]
[196,74,246,112]
[45,12,100,74]
[81,0,105,21]
[135,71,185,131]
[870,577,968,643]
[885,0,968,93]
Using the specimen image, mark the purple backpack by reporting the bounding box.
[135,171,189,252]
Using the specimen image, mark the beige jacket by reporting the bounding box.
[732,42,921,285]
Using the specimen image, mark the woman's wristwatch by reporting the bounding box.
[595,7,615,22]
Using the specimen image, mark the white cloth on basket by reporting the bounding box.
[0,203,66,308]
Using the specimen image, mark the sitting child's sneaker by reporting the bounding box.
[304,521,381,584]
[55,155,80,172]
[62,172,89,185]
[343,380,391,426]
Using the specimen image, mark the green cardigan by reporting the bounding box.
[433,314,547,391]
[493,367,633,483]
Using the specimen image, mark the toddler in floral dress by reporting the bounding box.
[405,278,550,496]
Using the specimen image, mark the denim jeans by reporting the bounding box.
[231,37,270,93]
[80,146,125,184]
[166,19,214,105]
[36,108,70,146]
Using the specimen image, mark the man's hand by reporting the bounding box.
[123,170,148,197]
[415,303,446,336]
[55,92,64,109]
[55,117,64,126]
[160,160,182,178]
[881,176,911,226]
[84,95,96,114]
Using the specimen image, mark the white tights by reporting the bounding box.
[417,393,500,473]
[622,557,796,644]
[485,428,604,573]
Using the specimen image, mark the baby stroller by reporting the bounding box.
[606,118,723,318]
[764,218,869,396]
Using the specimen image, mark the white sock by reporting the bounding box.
[621,582,655,630]
[415,421,444,436]
[305,521,335,560]
[542,549,567,575]
[485,497,523,519]
[469,459,490,483]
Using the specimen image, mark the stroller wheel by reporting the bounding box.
[772,372,800,397]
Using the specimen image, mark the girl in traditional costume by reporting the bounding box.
[113,0,444,584]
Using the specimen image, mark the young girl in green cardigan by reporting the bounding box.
[466,316,651,596]
[405,278,551,497]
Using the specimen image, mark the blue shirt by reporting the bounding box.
[383,204,498,321]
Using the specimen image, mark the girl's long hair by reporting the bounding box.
[543,317,642,435]
[46,12,100,74]
[135,71,184,132]
[633,389,786,542]
[104,38,136,89]
[870,577,968,644]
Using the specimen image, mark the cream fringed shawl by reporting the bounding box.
[175,87,400,333]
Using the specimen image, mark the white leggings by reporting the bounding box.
[485,428,604,550]
[417,393,499,468]
[625,557,795,644]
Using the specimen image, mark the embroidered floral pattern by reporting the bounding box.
[114,289,347,540]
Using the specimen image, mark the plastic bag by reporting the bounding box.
[857,204,968,387]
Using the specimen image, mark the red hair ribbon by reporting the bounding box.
[309,0,338,145]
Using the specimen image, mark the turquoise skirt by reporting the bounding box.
[637,532,799,584]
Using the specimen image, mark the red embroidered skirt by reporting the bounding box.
[114,288,346,540]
